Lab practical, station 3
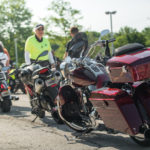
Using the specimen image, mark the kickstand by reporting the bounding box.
[64,135,76,142]
[64,131,89,142]
[32,115,38,122]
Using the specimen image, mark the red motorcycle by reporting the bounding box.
[57,30,111,132]
[89,42,150,146]
[58,28,150,146]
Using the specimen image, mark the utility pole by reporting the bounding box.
[14,38,18,68]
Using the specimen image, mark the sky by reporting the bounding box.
[26,0,150,33]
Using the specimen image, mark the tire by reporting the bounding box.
[19,82,26,94]
[51,111,64,124]
[31,107,45,118]
[65,122,93,133]
[20,87,26,94]
[9,79,15,93]
[1,97,11,112]
[38,110,45,118]
[130,136,150,147]
[60,116,93,133]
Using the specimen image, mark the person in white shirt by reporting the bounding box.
[0,43,8,67]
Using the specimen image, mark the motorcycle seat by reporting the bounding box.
[114,43,145,56]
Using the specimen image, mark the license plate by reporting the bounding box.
[0,73,4,79]
[45,78,55,87]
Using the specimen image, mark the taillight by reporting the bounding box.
[8,86,11,90]
[1,84,6,89]
[39,68,48,74]
[51,84,57,87]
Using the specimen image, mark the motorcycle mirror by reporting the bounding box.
[64,56,71,63]
[35,50,49,63]
[99,29,110,40]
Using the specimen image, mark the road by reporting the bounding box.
[0,93,149,150]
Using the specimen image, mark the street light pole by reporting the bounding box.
[14,38,18,68]
[105,11,117,54]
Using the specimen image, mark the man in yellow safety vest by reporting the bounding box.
[24,24,55,67]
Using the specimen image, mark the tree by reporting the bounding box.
[0,0,32,64]
[45,0,82,37]
[43,0,83,59]
[114,27,146,48]
[142,27,150,47]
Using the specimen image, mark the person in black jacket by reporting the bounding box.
[64,27,88,59]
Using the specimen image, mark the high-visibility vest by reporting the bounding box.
[9,69,15,80]
[25,35,51,61]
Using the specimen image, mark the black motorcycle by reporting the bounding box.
[0,60,12,112]
[20,51,63,124]
[8,68,26,94]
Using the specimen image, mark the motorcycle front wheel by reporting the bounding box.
[57,101,95,133]
[1,97,12,112]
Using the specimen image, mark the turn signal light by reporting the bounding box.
[0,84,5,89]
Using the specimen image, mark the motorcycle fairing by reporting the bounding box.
[58,85,82,121]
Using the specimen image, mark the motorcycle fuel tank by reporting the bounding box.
[70,64,109,87]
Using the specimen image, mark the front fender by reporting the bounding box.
[58,85,80,104]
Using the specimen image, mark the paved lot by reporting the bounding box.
[0,93,149,150]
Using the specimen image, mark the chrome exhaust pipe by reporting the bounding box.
[35,78,44,94]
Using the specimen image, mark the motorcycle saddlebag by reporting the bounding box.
[106,48,150,83]
[89,88,142,135]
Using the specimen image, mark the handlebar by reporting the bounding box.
[89,38,116,49]
[108,38,116,43]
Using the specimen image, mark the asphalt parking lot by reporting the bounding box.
[0,93,149,150]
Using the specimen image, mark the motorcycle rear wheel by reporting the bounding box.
[20,87,26,94]
[130,136,150,147]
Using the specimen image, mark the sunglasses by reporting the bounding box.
[37,28,44,31]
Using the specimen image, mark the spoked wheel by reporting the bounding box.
[57,100,96,133]
[66,117,94,133]
[57,85,97,133]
